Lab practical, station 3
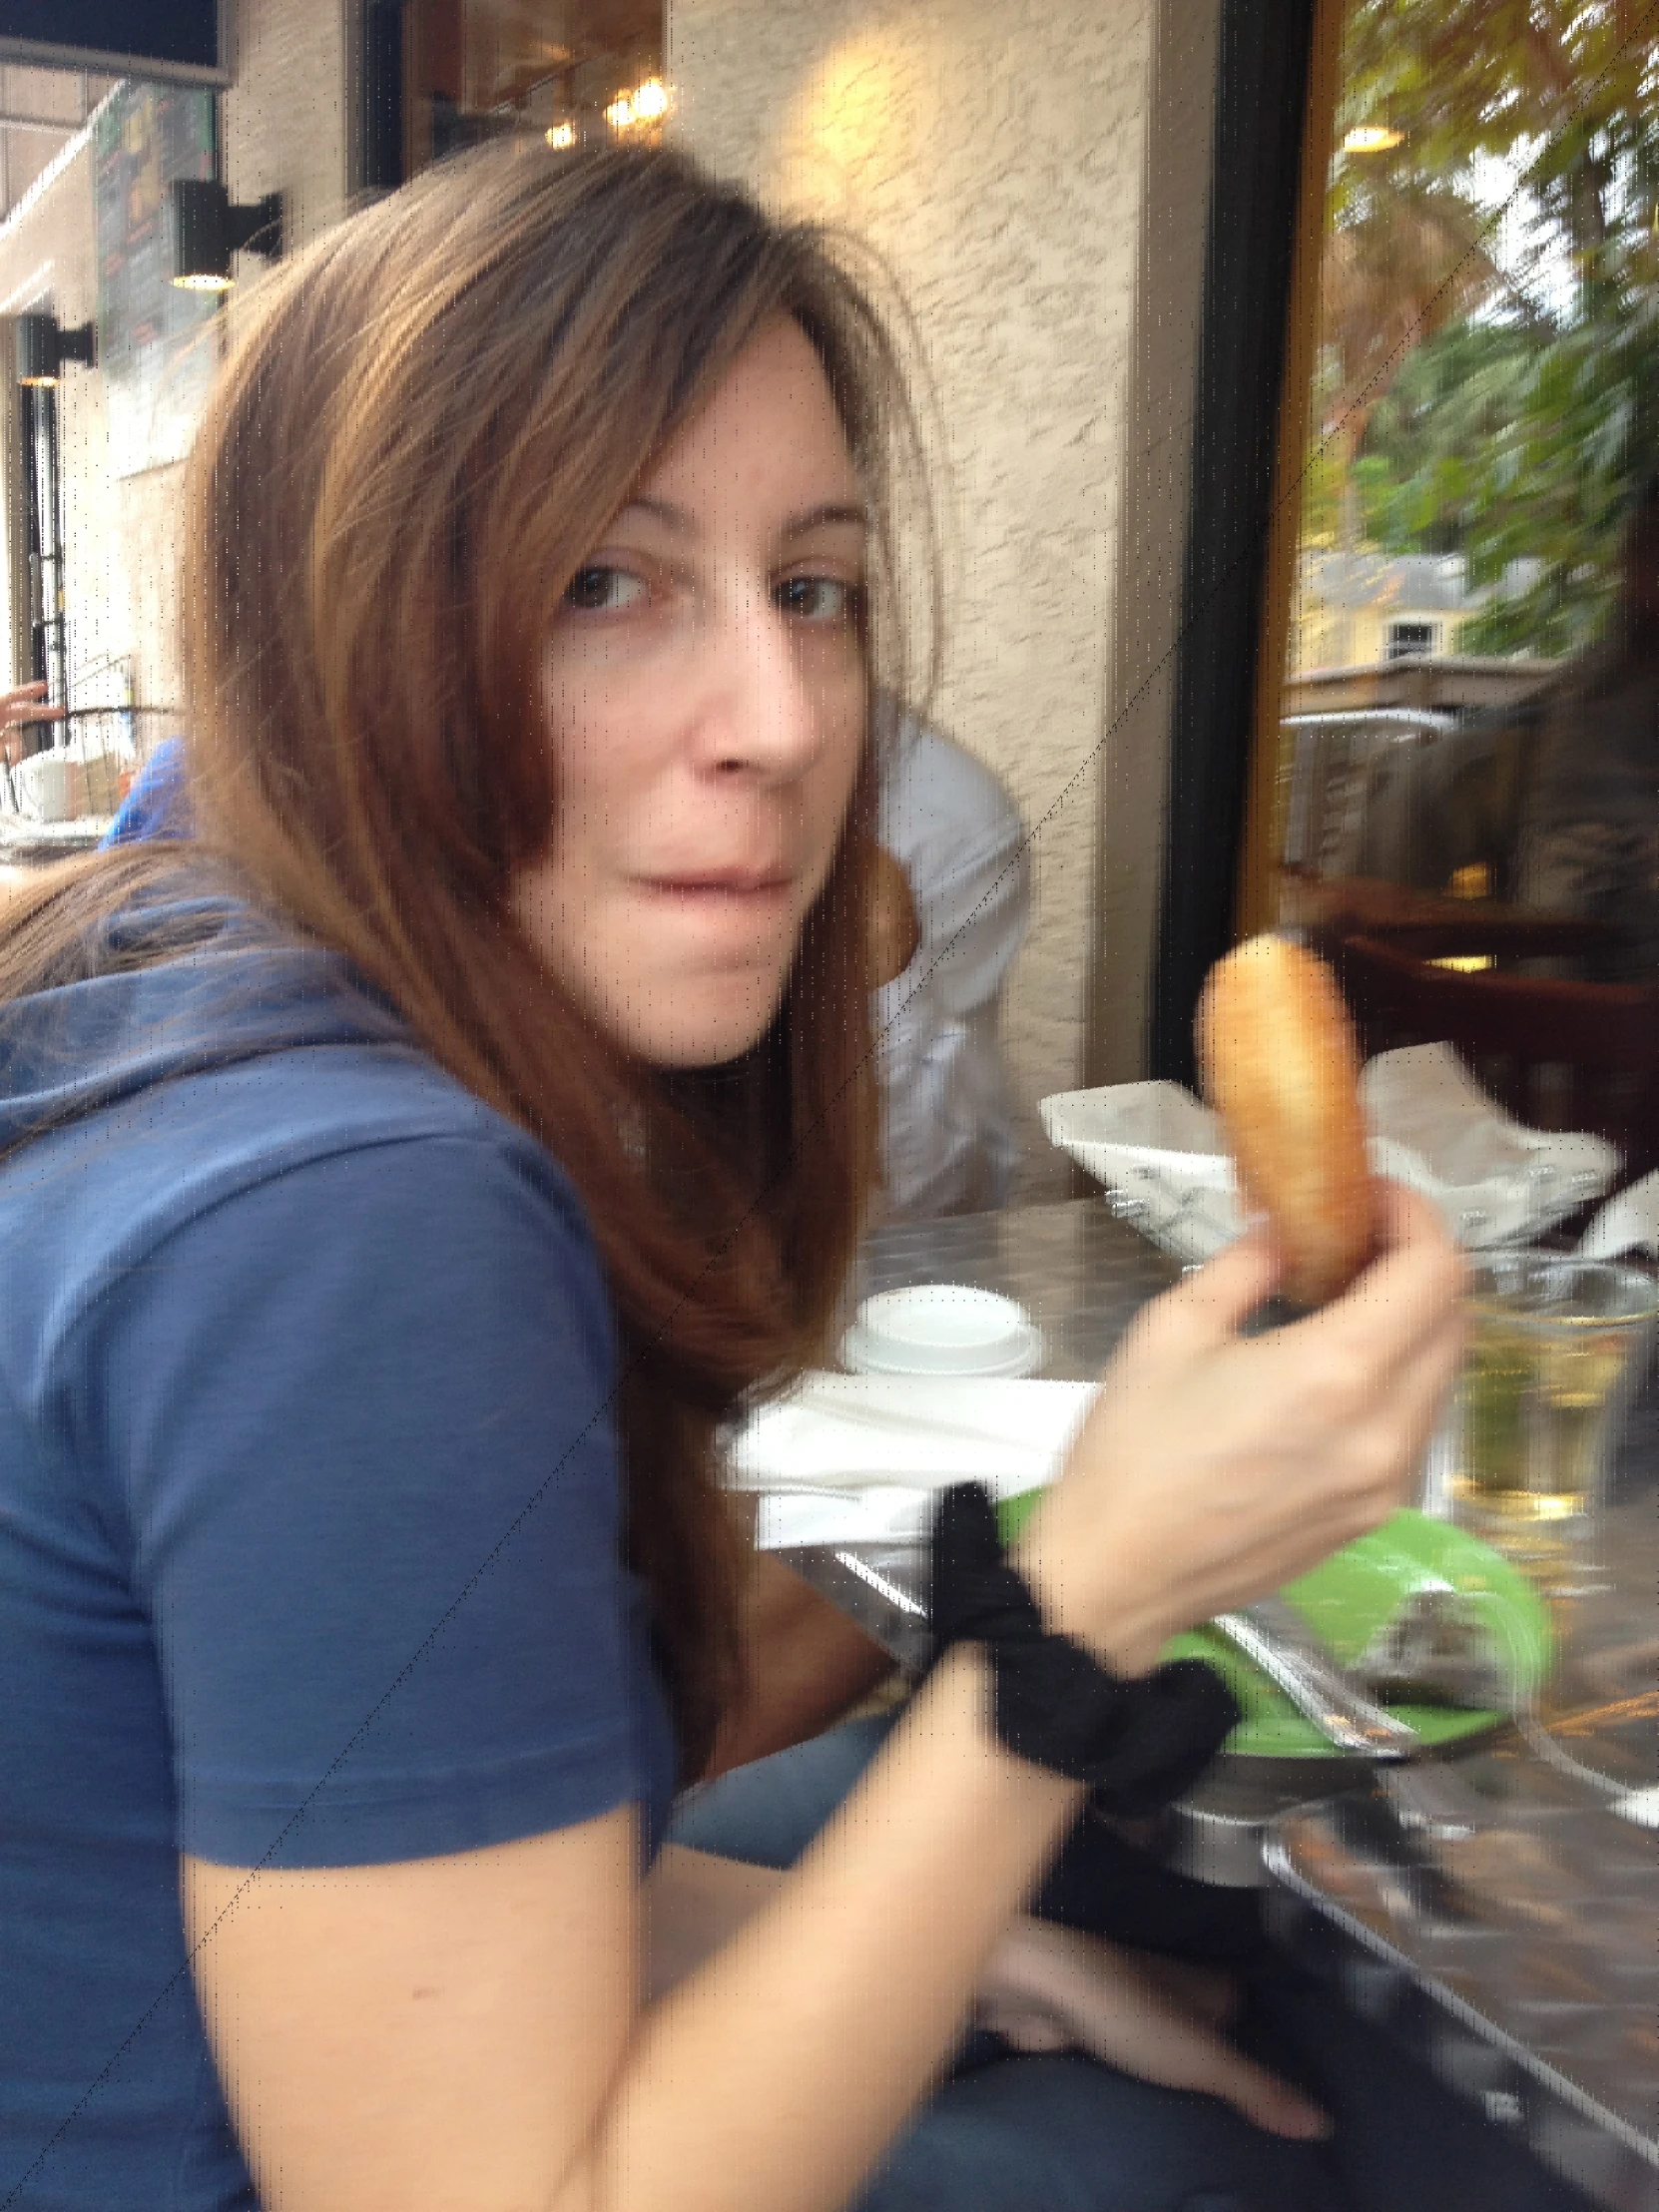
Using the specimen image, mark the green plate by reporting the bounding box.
[994,1498,1553,1759]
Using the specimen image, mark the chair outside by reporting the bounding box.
[1326,928,1659,1188]
[1280,710,1456,883]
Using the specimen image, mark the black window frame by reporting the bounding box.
[1146,0,1326,1087]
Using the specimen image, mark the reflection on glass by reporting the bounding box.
[400,0,668,176]
[1271,2,1659,940]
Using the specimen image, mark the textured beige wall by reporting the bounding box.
[1087,0,1222,1088]
[0,118,196,708]
[671,0,1218,1193]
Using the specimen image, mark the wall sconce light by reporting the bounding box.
[168,182,285,291]
[16,312,97,387]
[604,78,672,134]
[1341,125,1403,154]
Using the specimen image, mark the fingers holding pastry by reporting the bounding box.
[1196,933,1379,1310]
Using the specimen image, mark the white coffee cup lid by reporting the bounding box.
[841,1285,1043,1379]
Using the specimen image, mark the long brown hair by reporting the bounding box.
[0,144,934,1775]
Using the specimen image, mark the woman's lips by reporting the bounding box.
[641,870,794,900]
[634,875,799,967]
[619,867,809,979]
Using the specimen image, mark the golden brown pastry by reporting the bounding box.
[1195,933,1379,1308]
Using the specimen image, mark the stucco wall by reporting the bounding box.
[1087,0,1223,1090]
[670,0,1219,1191]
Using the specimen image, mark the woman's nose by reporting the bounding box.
[695,591,823,781]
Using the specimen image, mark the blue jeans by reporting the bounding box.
[669,1718,1594,2212]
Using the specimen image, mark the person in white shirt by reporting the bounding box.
[869,704,1032,1222]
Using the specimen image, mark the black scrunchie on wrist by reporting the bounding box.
[925,1482,1241,1819]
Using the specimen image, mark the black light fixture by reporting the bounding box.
[168,181,285,292]
[16,312,96,388]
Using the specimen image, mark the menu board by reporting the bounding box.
[93,83,221,480]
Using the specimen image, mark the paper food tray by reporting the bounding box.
[1042,1045,1620,1264]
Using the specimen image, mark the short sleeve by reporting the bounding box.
[880,723,1030,1018]
[87,1134,653,1870]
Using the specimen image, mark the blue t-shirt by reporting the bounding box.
[0,890,678,2210]
[102,736,191,846]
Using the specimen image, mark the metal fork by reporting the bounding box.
[1213,1596,1419,1759]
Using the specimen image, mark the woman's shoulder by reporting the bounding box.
[0,897,603,1370]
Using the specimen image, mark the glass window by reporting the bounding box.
[1268,0,1659,913]
[399,0,666,176]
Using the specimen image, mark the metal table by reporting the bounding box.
[1265,1495,1659,2211]
[772,1198,1659,2208]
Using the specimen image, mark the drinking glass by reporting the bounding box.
[1451,1251,1659,1595]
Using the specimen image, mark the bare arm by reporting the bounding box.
[188,1656,1314,2212]
[647,1847,1325,2135]
[188,1646,1084,2212]
[186,1188,1463,2212]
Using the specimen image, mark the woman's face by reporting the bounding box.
[514,315,869,1067]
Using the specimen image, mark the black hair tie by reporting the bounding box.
[925,1482,1240,1818]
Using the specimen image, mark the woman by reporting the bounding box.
[0,144,1466,2212]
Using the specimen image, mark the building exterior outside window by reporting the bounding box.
[1385,618,1437,661]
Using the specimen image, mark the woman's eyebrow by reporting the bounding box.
[779,501,869,538]
[618,496,869,538]
[619,495,695,533]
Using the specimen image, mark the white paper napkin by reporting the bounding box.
[1042,1044,1621,1262]
[725,1373,1096,1550]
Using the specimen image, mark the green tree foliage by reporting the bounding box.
[1457,311,1648,653]
[1304,0,1659,653]
[1353,321,1543,554]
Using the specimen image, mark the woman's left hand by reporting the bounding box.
[974,1917,1330,2141]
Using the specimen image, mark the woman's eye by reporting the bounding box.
[564,566,649,614]
[777,576,860,625]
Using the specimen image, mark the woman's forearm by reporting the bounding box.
[570,1646,1085,2212]
[643,1847,783,2000]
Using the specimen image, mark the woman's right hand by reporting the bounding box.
[1019,1181,1466,1675]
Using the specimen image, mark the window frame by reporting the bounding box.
[1145,0,1343,1086]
